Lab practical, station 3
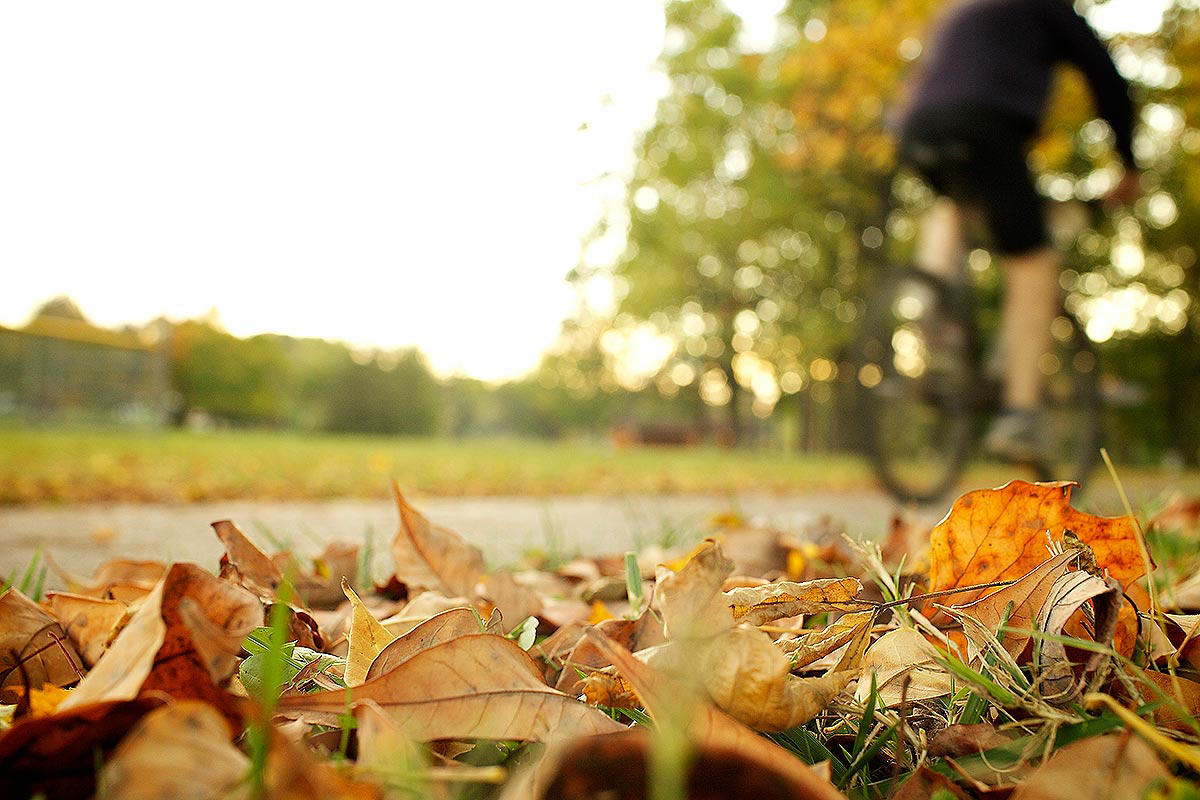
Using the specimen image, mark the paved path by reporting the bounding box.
[0,483,1154,585]
[1,491,926,581]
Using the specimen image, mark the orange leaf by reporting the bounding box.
[928,481,1149,654]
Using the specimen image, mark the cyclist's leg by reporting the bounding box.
[975,137,1057,458]
[915,197,966,282]
[999,246,1059,412]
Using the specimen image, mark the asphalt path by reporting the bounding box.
[0,482,1163,587]
[1,491,930,583]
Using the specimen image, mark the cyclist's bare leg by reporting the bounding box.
[999,246,1059,411]
[915,198,965,281]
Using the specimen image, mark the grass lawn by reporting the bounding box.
[0,428,876,504]
[2,427,1195,506]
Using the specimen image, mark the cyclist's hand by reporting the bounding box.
[1104,168,1141,209]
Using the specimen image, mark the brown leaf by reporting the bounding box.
[778,610,876,670]
[1034,571,1122,704]
[927,723,1010,757]
[950,550,1080,661]
[60,563,261,718]
[99,701,249,800]
[890,767,970,800]
[298,541,361,609]
[1129,669,1200,733]
[857,628,952,705]
[725,577,869,627]
[695,625,855,731]
[553,609,665,696]
[927,481,1148,655]
[0,588,84,701]
[213,519,284,598]
[342,578,396,686]
[538,727,849,800]
[390,482,485,598]
[366,607,486,681]
[582,628,845,800]
[47,591,130,668]
[655,540,736,639]
[47,556,166,599]
[1009,734,1169,800]
[482,570,543,632]
[0,697,164,800]
[278,634,621,741]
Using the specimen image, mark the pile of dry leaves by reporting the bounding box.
[3,479,1200,799]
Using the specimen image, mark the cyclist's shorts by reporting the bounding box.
[899,104,1050,255]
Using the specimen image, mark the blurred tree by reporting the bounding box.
[323,349,441,435]
[171,322,288,425]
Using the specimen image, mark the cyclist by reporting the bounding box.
[893,0,1140,462]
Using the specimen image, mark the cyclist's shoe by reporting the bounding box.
[983,410,1049,464]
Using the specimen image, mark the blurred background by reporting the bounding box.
[1,0,1198,506]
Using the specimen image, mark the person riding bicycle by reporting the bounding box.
[894,0,1140,462]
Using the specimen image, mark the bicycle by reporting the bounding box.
[850,195,1104,505]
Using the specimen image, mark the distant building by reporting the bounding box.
[0,300,173,426]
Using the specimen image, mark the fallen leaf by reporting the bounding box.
[47,557,166,599]
[582,628,845,800]
[390,482,485,598]
[379,591,479,638]
[649,540,868,729]
[0,697,164,800]
[0,588,84,701]
[213,519,284,598]
[482,570,543,632]
[778,610,876,670]
[696,624,856,731]
[366,606,487,681]
[60,563,261,716]
[47,591,130,668]
[1009,733,1169,800]
[857,627,952,705]
[891,767,970,800]
[278,634,622,741]
[342,578,396,686]
[259,725,382,800]
[296,541,361,609]
[537,727,849,800]
[950,550,1080,661]
[1131,669,1200,734]
[553,609,665,696]
[927,480,1148,655]
[1034,571,1122,704]
[927,723,1010,757]
[654,540,737,639]
[725,576,869,627]
[98,701,249,800]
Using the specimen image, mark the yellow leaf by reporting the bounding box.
[587,600,614,624]
[343,578,396,687]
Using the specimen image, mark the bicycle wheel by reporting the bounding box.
[853,267,979,504]
[1024,312,1103,485]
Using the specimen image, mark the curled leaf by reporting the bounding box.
[1035,571,1122,704]
[726,577,869,627]
[390,482,484,598]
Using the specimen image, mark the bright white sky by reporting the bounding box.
[0,1,1166,381]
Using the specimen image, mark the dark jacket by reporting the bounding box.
[898,0,1135,163]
